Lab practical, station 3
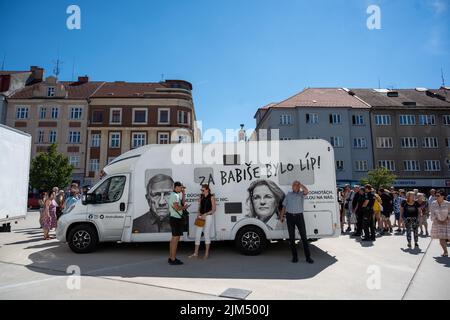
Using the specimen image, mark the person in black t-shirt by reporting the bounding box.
[351,186,365,237]
[362,184,376,241]
[379,188,394,234]
[400,191,422,249]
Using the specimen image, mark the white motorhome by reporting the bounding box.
[57,139,340,254]
[0,124,32,232]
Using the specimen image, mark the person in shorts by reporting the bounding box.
[168,181,189,265]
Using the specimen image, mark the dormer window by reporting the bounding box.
[47,87,55,97]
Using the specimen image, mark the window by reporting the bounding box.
[400,137,418,148]
[49,130,57,143]
[403,160,420,171]
[419,115,435,125]
[374,115,391,125]
[158,108,170,124]
[16,106,28,119]
[399,115,416,125]
[355,160,368,172]
[91,134,101,147]
[329,113,342,124]
[132,132,146,149]
[47,87,55,97]
[109,132,121,148]
[424,160,441,172]
[307,136,319,139]
[376,137,393,148]
[353,137,367,149]
[70,107,83,120]
[336,160,344,171]
[306,113,319,124]
[39,107,46,119]
[352,115,365,125]
[51,107,59,119]
[330,136,344,148]
[446,138,450,148]
[281,137,292,141]
[69,131,81,144]
[422,137,438,148]
[444,115,450,125]
[69,156,80,168]
[133,108,148,124]
[91,176,126,204]
[158,132,170,144]
[378,160,395,171]
[38,130,45,144]
[89,159,99,172]
[110,108,122,124]
[446,159,450,171]
[280,114,292,125]
[177,110,190,125]
[92,110,103,123]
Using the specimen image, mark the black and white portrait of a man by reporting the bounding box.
[132,173,174,233]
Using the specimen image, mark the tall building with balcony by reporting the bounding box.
[85,80,198,183]
[253,88,374,185]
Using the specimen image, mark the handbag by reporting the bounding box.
[194,217,206,228]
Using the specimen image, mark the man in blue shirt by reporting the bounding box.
[280,180,313,264]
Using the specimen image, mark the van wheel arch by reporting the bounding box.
[235,225,268,256]
[66,222,99,254]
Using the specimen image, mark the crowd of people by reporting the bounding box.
[38,183,84,240]
[338,185,450,257]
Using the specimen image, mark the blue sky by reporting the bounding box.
[1,0,449,135]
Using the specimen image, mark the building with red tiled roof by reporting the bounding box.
[86,79,198,182]
[0,66,44,124]
[351,88,450,189]
[7,75,199,185]
[6,75,104,184]
[253,87,373,185]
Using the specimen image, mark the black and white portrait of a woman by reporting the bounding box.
[246,179,286,230]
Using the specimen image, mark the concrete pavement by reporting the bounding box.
[0,211,448,300]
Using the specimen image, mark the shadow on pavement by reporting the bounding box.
[24,240,337,280]
[433,256,450,268]
[400,247,423,255]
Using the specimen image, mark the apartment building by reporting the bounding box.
[351,88,450,190]
[7,75,103,185]
[85,80,198,182]
[0,66,44,124]
[254,88,373,185]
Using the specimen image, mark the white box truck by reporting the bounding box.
[0,124,32,232]
[57,139,340,254]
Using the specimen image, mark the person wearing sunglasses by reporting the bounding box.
[430,189,450,257]
[189,184,216,259]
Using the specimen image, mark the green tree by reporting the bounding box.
[29,144,74,192]
[359,167,396,190]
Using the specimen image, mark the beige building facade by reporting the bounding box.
[7,76,103,185]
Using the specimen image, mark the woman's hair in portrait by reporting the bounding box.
[246,179,285,220]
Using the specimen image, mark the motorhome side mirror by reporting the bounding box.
[82,193,97,205]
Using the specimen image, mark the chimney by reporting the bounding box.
[78,75,89,83]
[29,66,44,82]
